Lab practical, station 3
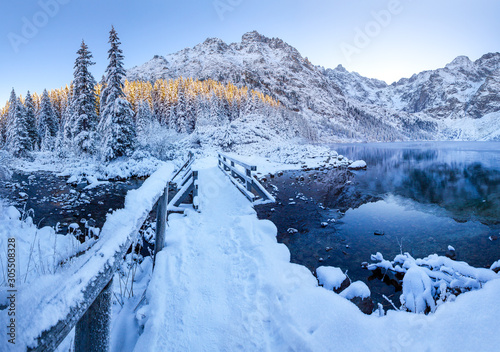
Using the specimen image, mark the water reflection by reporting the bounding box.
[333,142,500,225]
[257,142,500,309]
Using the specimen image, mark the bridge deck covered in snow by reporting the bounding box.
[134,161,500,352]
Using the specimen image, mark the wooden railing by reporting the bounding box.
[25,153,198,352]
[154,152,198,267]
[218,153,275,204]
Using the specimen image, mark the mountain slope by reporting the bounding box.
[127,31,500,142]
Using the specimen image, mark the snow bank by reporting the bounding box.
[12,151,167,181]
[316,266,347,290]
[339,281,371,300]
[0,163,175,349]
[368,252,499,313]
[0,202,85,292]
[0,151,13,180]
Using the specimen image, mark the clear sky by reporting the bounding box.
[1,0,499,104]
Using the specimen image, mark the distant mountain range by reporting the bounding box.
[127,31,500,142]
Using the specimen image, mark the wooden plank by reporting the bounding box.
[154,186,168,268]
[28,239,130,352]
[218,154,275,203]
[218,153,257,171]
[74,279,113,352]
[218,164,256,202]
[171,152,194,183]
[218,158,252,185]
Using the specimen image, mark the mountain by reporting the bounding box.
[127,31,500,142]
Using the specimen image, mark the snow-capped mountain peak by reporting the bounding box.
[126,32,500,141]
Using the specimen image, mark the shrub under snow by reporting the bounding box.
[367,251,499,313]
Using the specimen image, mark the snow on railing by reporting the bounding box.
[22,163,175,352]
[217,152,275,204]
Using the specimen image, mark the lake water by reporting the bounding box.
[256,142,500,309]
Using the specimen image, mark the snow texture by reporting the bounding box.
[0,163,174,349]
[339,281,371,300]
[348,160,367,169]
[316,266,347,290]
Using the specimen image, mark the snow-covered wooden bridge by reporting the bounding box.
[18,153,500,352]
[20,152,275,351]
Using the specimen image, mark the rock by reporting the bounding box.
[348,160,367,170]
[489,235,498,241]
[445,248,457,260]
[350,296,375,315]
[321,222,328,228]
[334,277,351,294]
[374,231,385,236]
[287,228,298,234]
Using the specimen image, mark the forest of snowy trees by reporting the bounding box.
[0,27,289,160]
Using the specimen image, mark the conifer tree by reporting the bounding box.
[6,95,30,157]
[70,40,98,153]
[135,99,153,136]
[4,90,17,148]
[175,87,187,133]
[0,110,7,148]
[98,26,136,161]
[24,91,38,150]
[37,89,58,149]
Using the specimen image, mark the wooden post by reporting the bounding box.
[246,169,253,192]
[231,161,236,178]
[74,279,113,352]
[154,186,168,268]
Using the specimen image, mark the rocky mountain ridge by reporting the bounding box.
[127,31,500,141]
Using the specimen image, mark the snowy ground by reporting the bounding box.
[6,140,355,184]
[2,152,498,351]
[110,161,500,352]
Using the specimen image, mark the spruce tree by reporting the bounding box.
[37,89,58,149]
[6,95,30,157]
[5,89,17,137]
[24,91,38,150]
[0,109,7,148]
[175,87,187,133]
[70,40,98,153]
[98,26,136,161]
[135,100,153,136]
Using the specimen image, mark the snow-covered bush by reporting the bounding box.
[0,202,89,291]
[367,252,499,313]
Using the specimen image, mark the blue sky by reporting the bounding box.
[1,0,499,104]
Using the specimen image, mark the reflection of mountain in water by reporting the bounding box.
[335,143,500,225]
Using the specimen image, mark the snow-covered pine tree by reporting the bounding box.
[3,89,17,149]
[175,86,187,133]
[6,96,30,157]
[24,91,38,150]
[62,92,74,141]
[97,26,136,161]
[37,89,59,150]
[135,99,154,136]
[0,108,7,148]
[70,40,98,153]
